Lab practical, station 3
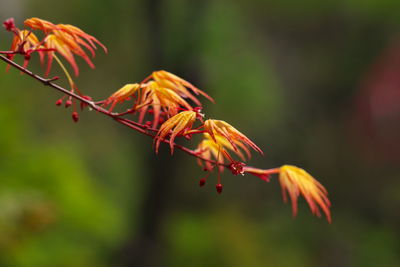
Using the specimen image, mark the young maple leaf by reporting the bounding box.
[279,165,331,222]
[196,134,229,172]
[154,111,197,154]
[24,17,107,76]
[23,17,56,32]
[204,119,263,156]
[196,133,251,171]
[6,30,43,69]
[240,165,331,222]
[55,24,107,53]
[103,83,140,111]
[151,70,215,105]
[138,81,193,128]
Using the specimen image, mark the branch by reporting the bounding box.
[0,54,227,168]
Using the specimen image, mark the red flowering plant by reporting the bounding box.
[0,17,331,223]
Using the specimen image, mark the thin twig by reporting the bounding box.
[0,54,228,168]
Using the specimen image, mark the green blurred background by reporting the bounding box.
[1,0,400,266]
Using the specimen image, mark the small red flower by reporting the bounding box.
[72,111,79,122]
[3,18,16,32]
[229,161,246,175]
[216,183,223,194]
[199,178,206,187]
[80,95,92,110]
[64,99,72,108]
[55,99,63,106]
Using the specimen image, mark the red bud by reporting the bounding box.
[199,178,206,187]
[72,112,79,122]
[80,95,92,110]
[65,100,72,108]
[3,18,15,32]
[216,184,223,194]
[55,99,63,106]
[229,161,245,175]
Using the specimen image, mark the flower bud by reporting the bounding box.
[229,161,245,175]
[3,18,15,32]
[216,184,223,194]
[199,178,206,187]
[55,99,63,106]
[72,112,79,122]
[65,99,72,108]
[80,95,92,110]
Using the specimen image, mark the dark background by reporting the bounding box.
[0,0,400,266]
